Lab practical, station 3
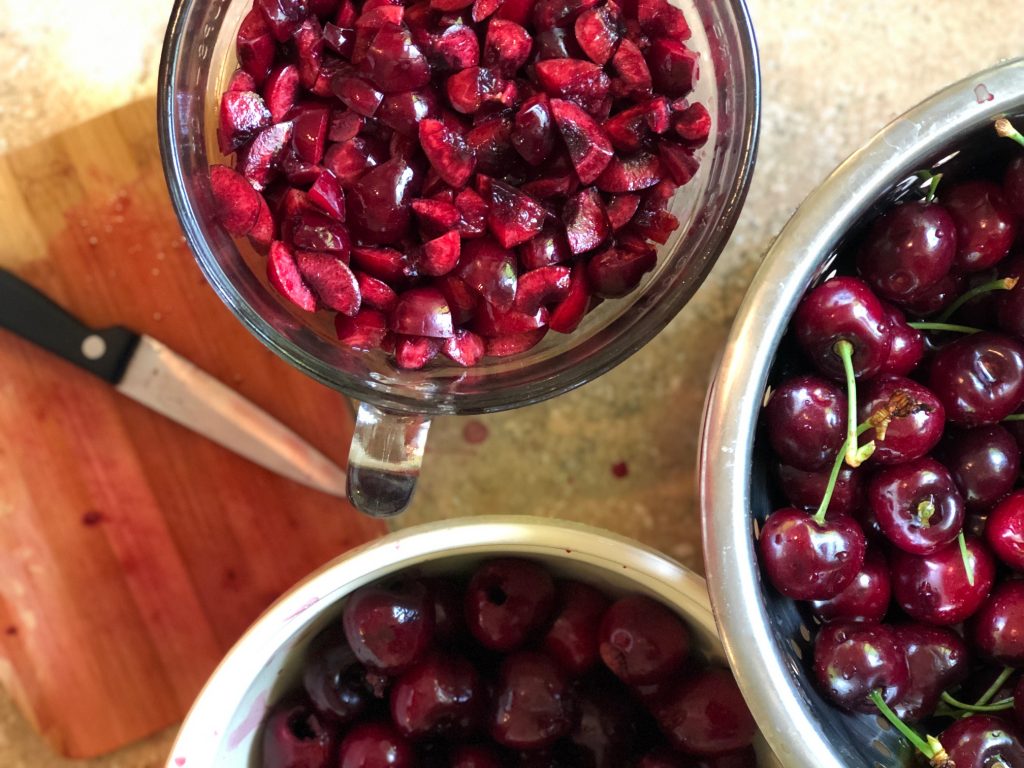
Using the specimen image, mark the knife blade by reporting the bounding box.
[0,267,348,498]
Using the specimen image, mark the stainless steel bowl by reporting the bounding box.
[167,517,780,767]
[700,58,1024,768]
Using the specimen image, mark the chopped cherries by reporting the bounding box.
[259,558,759,766]
[757,126,1024,762]
[212,0,709,369]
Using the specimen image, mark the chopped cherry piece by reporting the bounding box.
[391,286,455,338]
[563,188,610,254]
[296,250,360,315]
[218,90,272,154]
[486,180,546,248]
[550,99,614,184]
[263,64,301,123]
[268,241,318,311]
[457,238,518,310]
[336,308,390,350]
[237,9,276,87]
[442,329,486,366]
[586,246,656,298]
[210,164,262,235]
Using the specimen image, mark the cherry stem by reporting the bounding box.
[869,690,938,759]
[914,170,944,203]
[908,322,983,334]
[936,277,1019,323]
[835,340,874,468]
[917,500,935,528]
[957,531,975,587]
[1003,414,1024,422]
[975,666,1015,707]
[995,117,1024,148]
[813,421,873,526]
[940,691,1014,713]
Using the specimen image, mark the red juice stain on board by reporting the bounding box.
[82,510,105,526]
[5,626,17,637]
[611,461,629,478]
[975,83,994,103]
[463,420,489,444]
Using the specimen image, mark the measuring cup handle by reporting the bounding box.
[346,402,432,518]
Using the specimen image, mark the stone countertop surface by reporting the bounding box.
[0,0,1020,764]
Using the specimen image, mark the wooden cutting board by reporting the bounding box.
[0,98,386,759]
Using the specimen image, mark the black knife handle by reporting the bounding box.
[0,268,139,384]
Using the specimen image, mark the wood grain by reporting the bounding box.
[0,98,385,758]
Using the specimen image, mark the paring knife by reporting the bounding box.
[0,267,348,498]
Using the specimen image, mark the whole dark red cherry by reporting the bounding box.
[940,424,1021,511]
[337,721,414,768]
[810,548,891,624]
[944,181,1018,272]
[867,457,965,555]
[261,700,336,768]
[900,270,966,317]
[776,462,863,516]
[927,332,1024,426]
[940,714,1024,768]
[891,537,996,625]
[758,508,866,600]
[389,652,483,739]
[598,594,689,685]
[302,627,373,724]
[763,375,847,470]
[465,558,555,652]
[891,623,971,723]
[566,677,637,768]
[812,622,908,713]
[489,651,573,750]
[450,745,505,768]
[879,302,924,376]
[649,668,756,756]
[968,580,1024,665]
[541,580,610,677]
[858,376,945,464]
[856,200,957,302]
[793,276,893,380]
[986,490,1024,569]
[343,580,435,673]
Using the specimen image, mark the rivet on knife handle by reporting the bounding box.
[0,267,139,384]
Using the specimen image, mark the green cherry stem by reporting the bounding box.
[869,690,945,764]
[958,531,975,587]
[835,340,874,468]
[940,691,1015,713]
[975,666,1015,707]
[996,117,1024,148]
[908,322,984,334]
[936,277,1019,323]
[1002,414,1024,422]
[813,422,873,526]
[914,170,944,203]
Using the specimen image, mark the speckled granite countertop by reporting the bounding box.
[0,1,1020,764]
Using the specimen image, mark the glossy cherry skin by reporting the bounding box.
[856,200,957,302]
[337,721,414,768]
[901,270,966,317]
[859,375,945,464]
[891,537,996,625]
[343,580,435,673]
[867,457,965,555]
[465,558,555,652]
[968,580,1024,665]
[763,375,847,471]
[793,276,893,380]
[986,490,1024,569]
[776,462,863,517]
[812,622,908,713]
[302,627,373,724]
[940,715,1024,768]
[879,302,925,376]
[944,181,1018,272]
[261,700,336,768]
[649,668,756,756]
[541,580,610,677]
[489,651,573,750]
[940,425,1021,512]
[758,508,867,600]
[598,595,689,685]
[891,623,971,723]
[346,157,422,245]
[810,548,891,624]
[927,332,1024,426]
[389,652,484,739]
